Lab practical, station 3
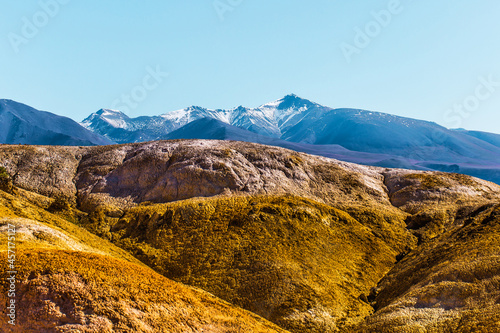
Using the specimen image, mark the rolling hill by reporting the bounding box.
[1,140,499,332]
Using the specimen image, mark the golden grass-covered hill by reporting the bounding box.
[0,187,288,333]
[1,140,499,332]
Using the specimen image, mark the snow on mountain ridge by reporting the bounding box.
[82,94,319,140]
[81,109,130,130]
[83,94,479,154]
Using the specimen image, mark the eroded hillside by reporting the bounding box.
[355,203,500,332]
[0,184,288,333]
[1,140,499,332]
[0,140,400,211]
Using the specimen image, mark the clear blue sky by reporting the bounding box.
[1,0,500,133]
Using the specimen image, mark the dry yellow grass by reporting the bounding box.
[0,189,141,264]
[81,194,415,332]
[0,249,289,333]
[355,203,500,332]
[0,189,288,333]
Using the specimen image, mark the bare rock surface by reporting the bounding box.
[2,141,499,215]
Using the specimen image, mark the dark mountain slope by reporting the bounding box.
[0,100,113,146]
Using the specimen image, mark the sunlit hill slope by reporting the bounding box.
[0,140,499,332]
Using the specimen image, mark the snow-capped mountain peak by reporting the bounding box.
[82,109,130,130]
[95,108,126,116]
[81,94,322,142]
[259,94,317,110]
[257,94,321,129]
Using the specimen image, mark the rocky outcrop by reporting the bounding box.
[2,141,499,214]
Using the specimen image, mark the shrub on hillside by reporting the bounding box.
[48,195,71,212]
[0,166,14,193]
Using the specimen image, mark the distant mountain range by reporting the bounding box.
[80,94,320,142]
[0,99,112,146]
[1,96,499,184]
[81,94,500,184]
